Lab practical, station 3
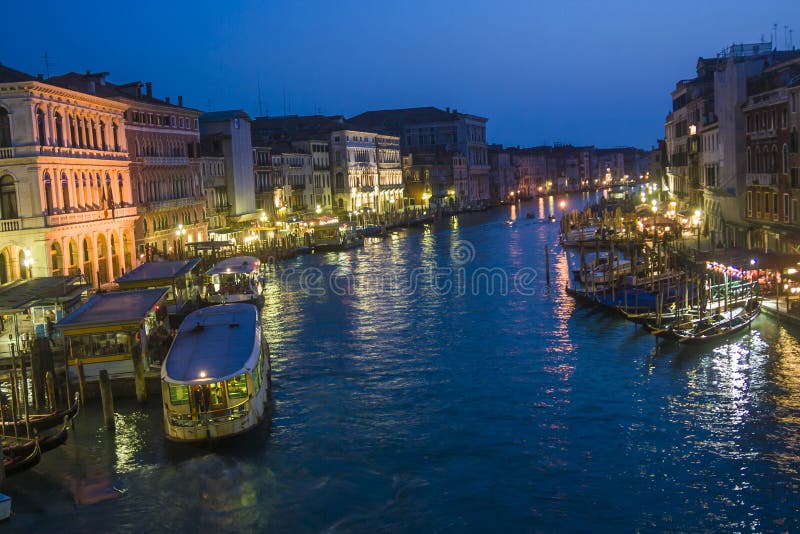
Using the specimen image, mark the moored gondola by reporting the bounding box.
[3,441,41,477]
[0,392,79,435]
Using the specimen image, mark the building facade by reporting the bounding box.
[0,65,137,286]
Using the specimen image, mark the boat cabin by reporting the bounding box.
[56,288,169,381]
[115,259,201,314]
[205,256,262,305]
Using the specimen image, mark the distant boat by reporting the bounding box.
[548,215,556,222]
[526,212,535,219]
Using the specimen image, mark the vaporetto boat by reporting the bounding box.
[205,256,264,306]
[161,303,271,442]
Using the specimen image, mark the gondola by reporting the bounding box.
[39,416,70,453]
[0,392,79,434]
[2,414,72,459]
[672,300,760,344]
[3,441,41,477]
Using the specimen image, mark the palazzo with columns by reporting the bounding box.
[0,65,137,286]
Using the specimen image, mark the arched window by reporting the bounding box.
[99,121,106,150]
[746,148,751,173]
[54,112,64,147]
[91,120,98,149]
[77,117,85,147]
[61,172,70,211]
[772,145,778,173]
[783,144,789,173]
[68,115,77,146]
[36,108,46,146]
[117,173,124,206]
[112,122,119,151]
[43,172,53,215]
[50,242,63,276]
[0,251,7,284]
[0,108,11,148]
[0,175,18,219]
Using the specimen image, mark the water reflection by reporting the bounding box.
[6,193,800,532]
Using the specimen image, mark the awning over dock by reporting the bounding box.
[116,259,201,289]
[0,276,90,314]
[57,288,169,335]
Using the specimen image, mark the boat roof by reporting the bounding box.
[206,256,260,275]
[57,288,169,333]
[0,275,90,314]
[116,259,200,285]
[162,303,259,384]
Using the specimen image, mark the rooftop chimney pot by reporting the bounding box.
[145,82,152,97]
[178,95,183,107]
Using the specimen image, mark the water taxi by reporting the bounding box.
[312,223,363,251]
[161,303,271,442]
[205,256,263,306]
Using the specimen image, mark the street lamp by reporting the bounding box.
[22,249,33,278]
[175,224,187,258]
[694,209,702,251]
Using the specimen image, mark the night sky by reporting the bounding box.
[4,0,799,149]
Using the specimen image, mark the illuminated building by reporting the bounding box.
[0,64,136,286]
[47,73,207,259]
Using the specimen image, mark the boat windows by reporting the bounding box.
[70,331,132,358]
[253,353,264,391]
[226,374,248,399]
[168,384,190,405]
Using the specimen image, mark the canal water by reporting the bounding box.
[6,193,800,532]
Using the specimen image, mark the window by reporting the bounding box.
[792,168,800,188]
[169,384,189,405]
[783,144,789,173]
[794,198,799,223]
[226,374,248,399]
[773,193,778,220]
[0,175,18,219]
[178,117,183,128]
[784,193,790,222]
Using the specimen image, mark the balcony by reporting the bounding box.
[747,173,778,186]
[46,206,138,226]
[148,197,203,210]
[0,219,20,232]
[141,156,189,166]
[34,145,128,160]
[747,129,777,140]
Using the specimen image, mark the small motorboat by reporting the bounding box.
[526,212,535,219]
[548,215,556,222]
[505,220,514,226]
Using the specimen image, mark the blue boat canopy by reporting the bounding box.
[206,256,260,276]
[162,303,259,384]
[57,288,169,332]
[116,259,200,284]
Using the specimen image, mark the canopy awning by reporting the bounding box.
[57,288,169,335]
[116,259,201,288]
[0,275,90,314]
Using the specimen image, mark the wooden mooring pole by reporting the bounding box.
[99,370,115,430]
[545,244,550,285]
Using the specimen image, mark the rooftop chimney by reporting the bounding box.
[446,107,450,113]
[145,82,152,97]
[178,95,183,107]
[165,96,170,104]
[37,73,43,81]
